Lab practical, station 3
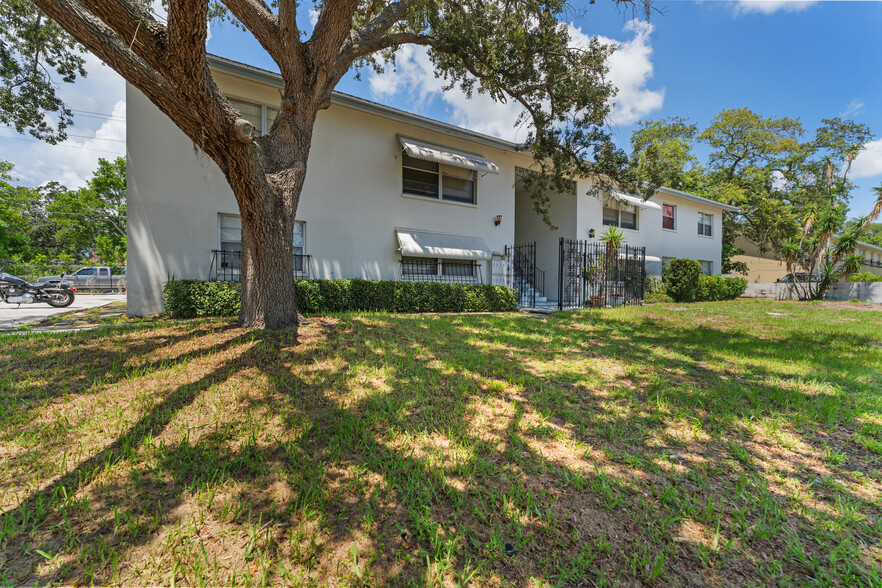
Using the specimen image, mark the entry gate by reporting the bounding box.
[558,238,646,310]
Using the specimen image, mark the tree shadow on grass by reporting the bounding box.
[1,308,881,585]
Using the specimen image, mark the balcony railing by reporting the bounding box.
[210,249,312,281]
[399,259,484,284]
[860,258,882,269]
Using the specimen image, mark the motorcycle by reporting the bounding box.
[0,261,76,308]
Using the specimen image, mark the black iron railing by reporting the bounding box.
[861,258,882,269]
[210,249,312,281]
[505,242,546,307]
[399,259,484,284]
[558,238,646,310]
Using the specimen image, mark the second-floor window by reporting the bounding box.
[662,204,676,230]
[227,97,280,136]
[402,154,476,205]
[698,212,713,237]
[603,205,638,230]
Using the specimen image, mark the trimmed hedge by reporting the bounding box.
[163,278,518,318]
[697,275,747,301]
[662,258,747,303]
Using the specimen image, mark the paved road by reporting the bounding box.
[0,294,126,331]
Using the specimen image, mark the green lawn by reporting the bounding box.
[1,299,881,586]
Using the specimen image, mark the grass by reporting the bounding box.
[1,298,881,586]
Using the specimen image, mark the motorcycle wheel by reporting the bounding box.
[45,289,75,308]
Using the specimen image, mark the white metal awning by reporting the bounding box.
[396,230,492,261]
[399,136,500,175]
[609,190,662,210]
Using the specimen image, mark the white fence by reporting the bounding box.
[743,282,882,302]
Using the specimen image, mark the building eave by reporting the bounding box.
[207,54,525,154]
[655,186,740,213]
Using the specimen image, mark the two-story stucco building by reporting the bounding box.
[126,55,737,315]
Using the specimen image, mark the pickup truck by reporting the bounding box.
[39,266,125,291]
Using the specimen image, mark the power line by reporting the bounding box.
[0,134,123,155]
[69,108,126,121]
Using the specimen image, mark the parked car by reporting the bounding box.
[39,266,123,291]
[778,272,820,283]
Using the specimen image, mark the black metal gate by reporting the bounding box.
[505,242,546,307]
[558,238,646,310]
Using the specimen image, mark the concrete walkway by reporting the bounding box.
[0,294,126,331]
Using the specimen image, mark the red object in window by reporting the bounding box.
[662,205,675,230]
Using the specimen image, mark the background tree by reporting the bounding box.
[22,0,652,330]
[49,156,126,264]
[630,108,876,291]
[0,0,86,142]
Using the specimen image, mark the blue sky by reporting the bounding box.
[2,0,881,216]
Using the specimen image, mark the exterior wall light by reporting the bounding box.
[495,215,502,226]
[588,228,595,239]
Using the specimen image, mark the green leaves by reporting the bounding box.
[0,1,86,143]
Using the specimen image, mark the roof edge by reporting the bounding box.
[207,54,524,153]
[656,186,740,213]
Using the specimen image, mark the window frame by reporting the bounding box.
[697,212,713,237]
[226,97,279,136]
[602,203,639,231]
[400,256,478,281]
[217,213,306,271]
[402,154,477,206]
[698,260,713,276]
[662,204,676,231]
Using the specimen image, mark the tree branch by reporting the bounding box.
[222,0,284,57]
[334,0,412,70]
[30,0,202,143]
[77,0,168,74]
[310,0,360,67]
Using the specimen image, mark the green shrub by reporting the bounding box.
[663,259,702,302]
[847,272,882,282]
[697,275,747,301]
[163,278,517,318]
[644,291,674,304]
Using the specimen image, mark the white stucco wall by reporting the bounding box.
[513,180,576,300]
[127,71,520,315]
[570,191,725,276]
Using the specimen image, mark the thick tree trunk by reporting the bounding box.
[237,181,301,330]
[217,98,317,331]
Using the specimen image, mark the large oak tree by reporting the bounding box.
[23,0,649,329]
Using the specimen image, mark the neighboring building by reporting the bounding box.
[127,55,736,315]
[732,236,882,283]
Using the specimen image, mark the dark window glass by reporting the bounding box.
[620,209,638,230]
[602,206,619,227]
[442,260,475,277]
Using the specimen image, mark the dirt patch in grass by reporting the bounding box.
[1,301,881,586]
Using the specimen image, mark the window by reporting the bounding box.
[698,260,713,276]
[218,213,305,273]
[401,257,478,282]
[402,154,476,205]
[602,204,638,230]
[227,97,279,136]
[76,267,97,276]
[698,212,713,237]
[662,204,676,230]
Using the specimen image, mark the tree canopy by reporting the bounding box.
[0,0,86,142]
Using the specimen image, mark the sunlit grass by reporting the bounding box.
[0,299,880,585]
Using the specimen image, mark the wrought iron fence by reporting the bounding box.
[210,250,312,281]
[505,242,546,307]
[861,258,882,269]
[399,258,484,284]
[558,238,646,310]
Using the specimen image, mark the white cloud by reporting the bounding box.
[367,19,663,140]
[851,139,882,179]
[840,99,864,119]
[732,1,820,15]
[568,19,664,126]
